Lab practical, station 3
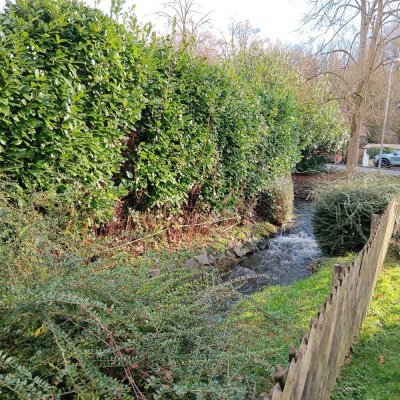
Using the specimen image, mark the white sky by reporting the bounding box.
[130,0,309,44]
[0,0,311,45]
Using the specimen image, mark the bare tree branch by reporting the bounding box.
[303,0,400,169]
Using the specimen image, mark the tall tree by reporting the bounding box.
[304,0,400,169]
[158,0,212,42]
[210,19,269,64]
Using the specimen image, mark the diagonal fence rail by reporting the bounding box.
[268,199,398,400]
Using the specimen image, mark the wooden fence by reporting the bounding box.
[267,199,398,400]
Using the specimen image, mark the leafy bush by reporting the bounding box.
[0,0,146,222]
[295,80,346,174]
[256,176,294,225]
[312,174,400,255]
[296,144,333,174]
[121,41,220,211]
[0,189,272,399]
[0,0,346,221]
[122,47,304,213]
[126,48,344,214]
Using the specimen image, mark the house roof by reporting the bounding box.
[363,143,400,150]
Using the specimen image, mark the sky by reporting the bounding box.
[127,0,310,44]
[0,0,311,45]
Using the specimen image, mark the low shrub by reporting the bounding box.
[256,176,294,225]
[312,174,400,255]
[0,189,272,399]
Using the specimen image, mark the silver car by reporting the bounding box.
[374,150,400,167]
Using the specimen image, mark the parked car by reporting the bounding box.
[374,150,400,167]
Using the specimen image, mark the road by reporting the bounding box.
[326,163,400,176]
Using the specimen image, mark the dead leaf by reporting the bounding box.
[378,353,384,366]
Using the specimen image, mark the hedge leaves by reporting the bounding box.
[0,0,344,222]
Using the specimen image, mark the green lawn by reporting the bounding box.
[332,253,400,400]
[230,256,351,389]
[232,252,400,398]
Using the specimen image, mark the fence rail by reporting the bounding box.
[268,199,398,400]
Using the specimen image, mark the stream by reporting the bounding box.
[223,200,321,295]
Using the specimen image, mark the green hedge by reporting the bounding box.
[0,0,345,222]
[0,0,146,222]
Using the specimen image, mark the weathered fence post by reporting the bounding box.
[370,213,379,235]
[266,200,398,400]
[333,263,345,287]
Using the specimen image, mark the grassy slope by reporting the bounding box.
[232,251,400,397]
[230,256,351,390]
[332,253,400,400]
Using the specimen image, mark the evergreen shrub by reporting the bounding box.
[312,174,400,255]
[0,0,146,222]
[0,188,272,399]
[0,0,345,222]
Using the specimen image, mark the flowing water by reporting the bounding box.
[223,200,321,295]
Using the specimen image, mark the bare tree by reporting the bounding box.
[158,0,213,42]
[216,19,269,61]
[304,0,400,169]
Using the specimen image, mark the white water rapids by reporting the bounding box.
[223,200,321,294]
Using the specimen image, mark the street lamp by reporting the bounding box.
[378,57,400,169]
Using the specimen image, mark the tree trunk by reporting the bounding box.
[346,114,361,170]
[346,0,384,171]
[345,0,368,171]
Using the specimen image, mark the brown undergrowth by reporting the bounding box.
[97,201,277,266]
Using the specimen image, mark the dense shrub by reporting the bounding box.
[312,174,400,255]
[296,81,346,174]
[121,42,221,211]
[256,176,294,225]
[123,48,305,212]
[125,48,344,213]
[0,0,147,222]
[0,0,345,222]
[0,189,273,399]
[296,144,333,174]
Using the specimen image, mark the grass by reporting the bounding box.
[229,256,352,389]
[332,251,400,400]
